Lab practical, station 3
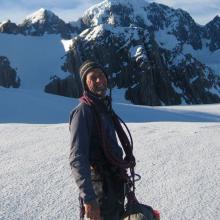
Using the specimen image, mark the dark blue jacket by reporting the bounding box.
[69,94,123,203]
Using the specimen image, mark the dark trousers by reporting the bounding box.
[90,167,125,220]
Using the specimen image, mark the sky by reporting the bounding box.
[0,0,219,25]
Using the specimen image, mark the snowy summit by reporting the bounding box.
[84,0,152,26]
[24,8,57,24]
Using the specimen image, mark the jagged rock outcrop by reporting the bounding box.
[0,56,20,88]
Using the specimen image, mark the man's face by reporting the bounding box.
[85,68,108,97]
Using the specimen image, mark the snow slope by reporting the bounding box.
[0,88,220,220]
[0,87,76,124]
[0,33,69,90]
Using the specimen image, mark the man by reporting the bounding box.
[69,60,135,220]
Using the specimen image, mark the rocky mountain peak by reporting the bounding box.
[82,0,196,29]
[81,0,202,50]
[17,8,75,38]
[82,0,151,27]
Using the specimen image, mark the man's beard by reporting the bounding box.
[91,85,107,96]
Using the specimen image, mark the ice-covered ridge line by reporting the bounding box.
[80,24,141,42]
[83,25,104,41]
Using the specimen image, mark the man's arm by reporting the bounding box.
[69,104,96,203]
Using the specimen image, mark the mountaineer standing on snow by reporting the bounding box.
[69,60,136,220]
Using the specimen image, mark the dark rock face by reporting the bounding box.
[168,54,220,104]
[0,56,20,88]
[44,39,84,98]
[146,3,203,50]
[44,75,82,98]
[63,23,220,105]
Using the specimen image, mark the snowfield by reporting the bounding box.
[0,33,70,90]
[0,88,220,220]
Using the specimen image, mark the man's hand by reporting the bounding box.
[84,200,101,220]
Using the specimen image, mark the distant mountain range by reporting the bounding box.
[0,8,78,38]
[0,0,220,105]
